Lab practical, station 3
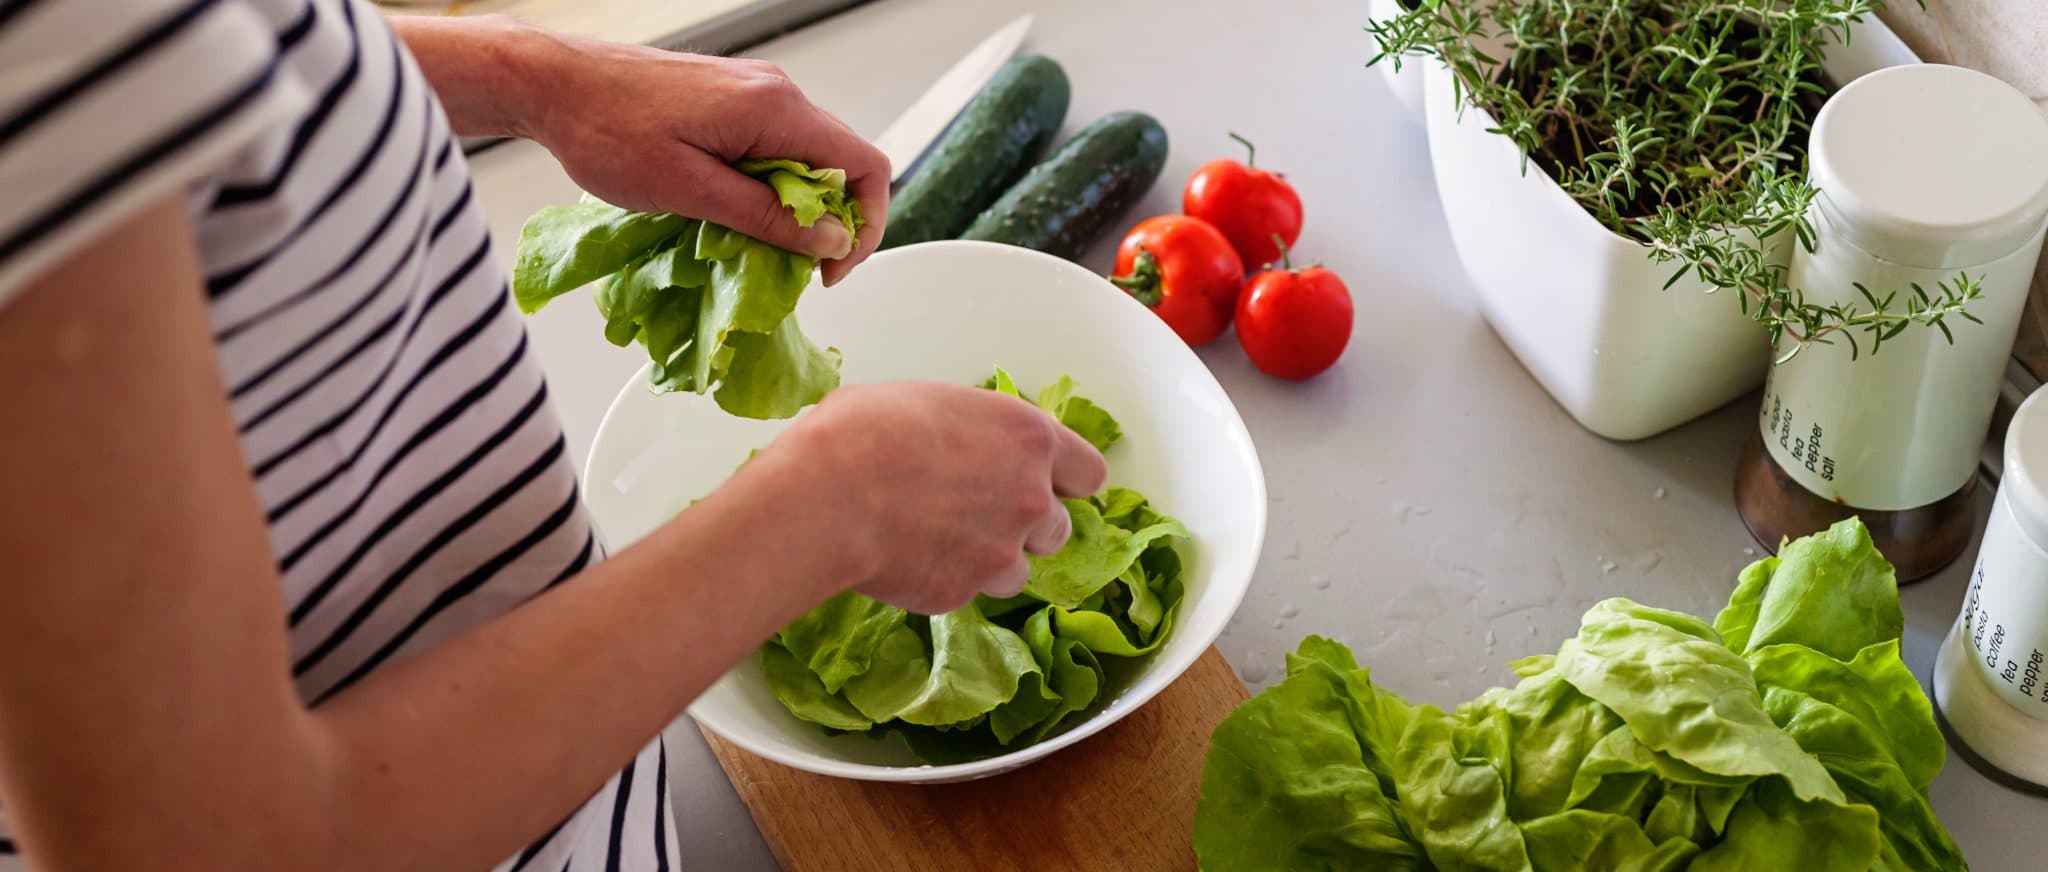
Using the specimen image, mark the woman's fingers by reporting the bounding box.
[982,553,1032,599]
[746,101,890,286]
[808,110,891,286]
[1022,498,1073,557]
[666,149,854,260]
[1048,424,1109,499]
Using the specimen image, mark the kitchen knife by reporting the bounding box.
[873,15,1033,184]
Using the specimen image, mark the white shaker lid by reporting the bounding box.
[1810,64,2048,269]
[2002,385,2048,551]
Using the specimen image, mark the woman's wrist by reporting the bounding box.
[652,450,868,614]
[388,13,569,140]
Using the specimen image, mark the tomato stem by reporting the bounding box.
[1109,247,1165,308]
[1229,131,1256,168]
[1271,233,1293,271]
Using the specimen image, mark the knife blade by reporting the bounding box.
[874,15,1033,184]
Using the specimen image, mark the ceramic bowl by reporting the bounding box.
[582,241,1266,782]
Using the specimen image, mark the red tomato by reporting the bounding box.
[1236,265,1353,380]
[1110,215,1245,346]
[1183,134,1304,269]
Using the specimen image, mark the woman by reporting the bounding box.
[0,1,1102,869]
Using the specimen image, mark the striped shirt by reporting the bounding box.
[0,1,674,868]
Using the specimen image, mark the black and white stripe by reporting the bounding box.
[0,2,667,868]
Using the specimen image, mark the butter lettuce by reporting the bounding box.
[758,373,1189,762]
[513,160,859,419]
[1195,518,1966,871]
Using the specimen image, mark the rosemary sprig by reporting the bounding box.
[1370,0,1968,362]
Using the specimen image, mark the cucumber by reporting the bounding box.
[880,55,1071,250]
[960,111,1169,261]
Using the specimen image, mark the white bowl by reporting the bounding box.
[581,241,1267,782]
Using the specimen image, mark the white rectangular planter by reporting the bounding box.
[1424,18,1921,441]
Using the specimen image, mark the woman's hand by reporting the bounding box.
[722,382,1109,614]
[394,15,890,285]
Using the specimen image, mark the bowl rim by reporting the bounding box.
[580,240,1267,781]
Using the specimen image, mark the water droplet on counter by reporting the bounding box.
[1640,550,1664,573]
[1271,618,1286,631]
[1280,604,1301,619]
[1486,629,1497,647]
[1282,540,1302,560]
[1600,559,1618,575]
[1310,574,1332,590]
[1528,625,1539,637]
[1240,661,1270,684]
[1652,486,1668,500]
[1391,502,1412,524]
[1743,547,1757,556]
[1413,505,1432,516]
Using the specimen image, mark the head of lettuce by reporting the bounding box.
[1193,518,1966,872]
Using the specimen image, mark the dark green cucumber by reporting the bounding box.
[960,111,1169,261]
[880,55,1071,250]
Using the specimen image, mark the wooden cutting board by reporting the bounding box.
[703,647,1249,871]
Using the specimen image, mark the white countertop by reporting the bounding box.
[464,0,2048,867]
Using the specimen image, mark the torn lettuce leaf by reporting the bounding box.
[512,160,858,420]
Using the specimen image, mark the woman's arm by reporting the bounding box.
[0,200,1099,871]
[388,13,889,286]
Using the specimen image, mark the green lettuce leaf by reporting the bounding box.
[1518,809,1699,872]
[842,608,1039,726]
[512,160,857,420]
[712,314,841,419]
[1026,498,1188,609]
[1688,780,1883,872]
[1195,637,1427,871]
[988,663,1063,745]
[736,159,860,229]
[987,367,1124,453]
[1550,600,1845,806]
[1750,642,1964,870]
[775,591,908,693]
[1715,519,1903,661]
[513,205,686,313]
[761,641,872,732]
[1035,375,1122,452]
[1194,518,1965,872]
[1021,604,1107,743]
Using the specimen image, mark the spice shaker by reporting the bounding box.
[1736,64,2048,581]
[1934,384,2048,795]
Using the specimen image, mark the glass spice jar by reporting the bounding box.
[1736,64,2048,582]
[1933,383,2048,795]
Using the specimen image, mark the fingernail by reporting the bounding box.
[808,219,854,260]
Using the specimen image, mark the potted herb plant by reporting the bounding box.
[1371,0,1964,440]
